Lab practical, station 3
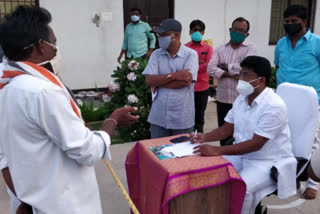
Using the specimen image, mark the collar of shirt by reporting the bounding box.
[160,43,185,58]
[242,87,270,107]
[286,28,312,42]
[129,20,142,26]
[225,40,250,47]
[186,41,205,47]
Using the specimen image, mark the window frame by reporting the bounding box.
[268,0,317,45]
[0,0,39,23]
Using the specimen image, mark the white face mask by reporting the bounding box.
[131,15,140,22]
[38,46,62,75]
[236,78,261,96]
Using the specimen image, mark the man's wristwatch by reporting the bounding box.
[167,73,174,80]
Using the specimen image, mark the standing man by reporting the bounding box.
[117,8,156,62]
[142,19,199,138]
[185,20,213,133]
[0,6,139,213]
[275,4,320,200]
[207,17,256,146]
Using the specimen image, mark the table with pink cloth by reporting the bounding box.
[125,135,246,214]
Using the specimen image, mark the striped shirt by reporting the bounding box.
[208,42,256,104]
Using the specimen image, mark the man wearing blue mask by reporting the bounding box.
[208,17,256,146]
[185,20,213,133]
[275,4,320,200]
[142,18,199,138]
[117,8,156,63]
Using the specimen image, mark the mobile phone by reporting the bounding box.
[170,136,190,144]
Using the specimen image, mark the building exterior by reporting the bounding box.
[1,0,319,89]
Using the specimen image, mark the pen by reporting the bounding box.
[194,129,197,140]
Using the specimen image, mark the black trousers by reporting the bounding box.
[194,89,209,133]
[216,101,234,146]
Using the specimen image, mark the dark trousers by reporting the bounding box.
[216,101,234,146]
[194,89,209,133]
[150,124,194,139]
[126,54,147,60]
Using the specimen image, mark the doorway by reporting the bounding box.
[123,0,174,30]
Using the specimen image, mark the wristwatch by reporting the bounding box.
[167,73,174,80]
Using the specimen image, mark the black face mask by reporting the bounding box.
[284,23,302,36]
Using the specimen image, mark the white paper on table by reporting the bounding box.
[162,141,200,157]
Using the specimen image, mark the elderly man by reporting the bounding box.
[142,18,198,138]
[0,6,139,214]
[191,56,295,214]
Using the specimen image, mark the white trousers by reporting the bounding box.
[7,187,20,214]
[224,155,277,214]
[306,108,320,190]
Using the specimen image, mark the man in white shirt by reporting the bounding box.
[191,56,295,214]
[0,6,139,214]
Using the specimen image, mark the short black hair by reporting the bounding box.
[240,56,271,86]
[131,8,142,15]
[284,4,307,20]
[0,6,52,61]
[232,17,250,32]
[189,19,205,31]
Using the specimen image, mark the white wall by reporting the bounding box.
[40,0,123,89]
[39,0,320,89]
[176,0,320,66]
[175,0,275,63]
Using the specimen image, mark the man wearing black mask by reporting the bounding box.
[274,4,320,200]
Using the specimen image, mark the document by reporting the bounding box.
[162,141,200,157]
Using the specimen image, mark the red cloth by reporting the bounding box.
[185,41,213,92]
[125,136,246,214]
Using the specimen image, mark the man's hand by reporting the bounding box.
[16,203,33,214]
[117,55,123,63]
[232,74,240,80]
[193,144,223,156]
[172,69,192,83]
[109,107,139,126]
[146,49,154,58]
[189,132,206,144]
[218,63,228,71]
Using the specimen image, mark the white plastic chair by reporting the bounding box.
[276,82,318,174]
[256,83,319,214]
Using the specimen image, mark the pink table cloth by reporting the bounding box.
[125,135,246,214]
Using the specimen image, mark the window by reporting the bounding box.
[0,0,39,23]
[268,0,316,45]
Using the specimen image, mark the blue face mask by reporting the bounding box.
[131,15,140,22]
[230,31,246,43]
[158,34,173,50]
[191,31,203,42]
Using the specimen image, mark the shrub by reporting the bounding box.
[104,58,152,142]
[80,101,106,122]
[269,67,277,89]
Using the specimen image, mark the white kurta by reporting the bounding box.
[0,74,111,214]
[224,88,295,214]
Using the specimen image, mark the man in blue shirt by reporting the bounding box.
[274,4,320,200]
[142,19,198,138]
[117,8,156,63]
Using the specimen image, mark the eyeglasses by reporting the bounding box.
[23,40,56,50]
[230,27,247,34]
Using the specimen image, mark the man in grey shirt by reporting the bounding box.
[142,19,199,138]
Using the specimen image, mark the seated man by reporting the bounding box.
[309,149,320,182]
[191,56,295,214]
